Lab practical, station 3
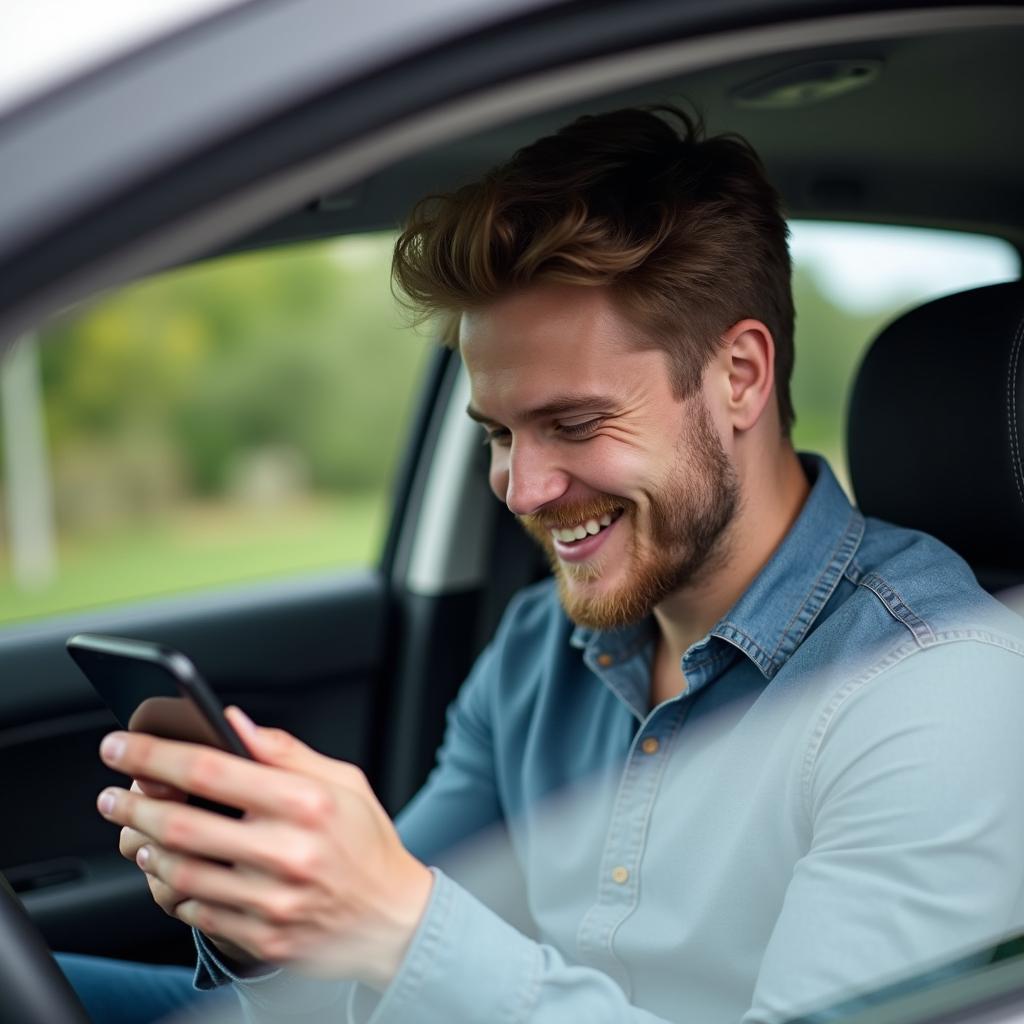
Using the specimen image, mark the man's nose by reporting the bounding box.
[496,440,571,516]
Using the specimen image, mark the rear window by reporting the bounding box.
[788,221,1020,489]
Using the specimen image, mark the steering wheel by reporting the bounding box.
[0,871,90,1024]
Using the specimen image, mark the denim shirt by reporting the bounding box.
[197,455,1024,1023]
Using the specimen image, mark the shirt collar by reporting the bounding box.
[570,455,864,694]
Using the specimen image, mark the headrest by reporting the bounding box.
[847,280,1024,588]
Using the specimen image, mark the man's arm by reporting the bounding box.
[745,638,1024,1023]
[104,630,1024,1023]
[222,640,1024,1024]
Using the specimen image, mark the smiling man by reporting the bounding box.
[80,107,1024,1024]
[458,281,808,702]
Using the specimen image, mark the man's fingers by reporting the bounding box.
[147,874,189,918]
[225,707,369,793]
[100,730,344,824]
[98,787,316,878]
[119,824,150,860]
[134,777,187,802]
[139,845,286,923]
[121,780,186,860]
[120,825,189,916]
[176,900,287,965]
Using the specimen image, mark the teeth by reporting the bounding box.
[550,511,620,544]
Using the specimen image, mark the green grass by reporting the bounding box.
[0,493,385,626]
[0,430,852,630]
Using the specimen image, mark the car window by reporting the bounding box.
[0,222,1017,629]
[788,221,1020,489]
[0,233,429,626]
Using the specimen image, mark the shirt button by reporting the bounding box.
[641,737,660,755]
[596,653,614,667]
[611,866,629,884]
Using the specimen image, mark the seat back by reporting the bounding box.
[846,280,1024,592]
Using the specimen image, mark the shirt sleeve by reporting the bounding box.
[743,638,1024,1023]
[344,868,673,1024]
[193,620,515,1009]
[341,639,1024,1023]
[205,623,1024,1022]
[204,591,682,1024]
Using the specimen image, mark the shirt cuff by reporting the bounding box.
[192,928,281,990]
[193,927,354,1017]
[347,868,540,1024]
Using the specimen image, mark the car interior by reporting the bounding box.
[1,4,1023,1023]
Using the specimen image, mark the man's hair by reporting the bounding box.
[392,106,796,434]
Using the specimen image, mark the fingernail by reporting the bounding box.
[229,706,256,735]
[98,790,116,815]
[101,734,126,764]
[136,846,150,869]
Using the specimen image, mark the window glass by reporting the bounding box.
[1,223,1018,627]
[789,222,1020,489]
[0,234,429,626]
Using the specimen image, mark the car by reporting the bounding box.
[1,1,1023,1022]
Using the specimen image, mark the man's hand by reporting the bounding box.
[117,778,259,968]
[119,778,187,918]
[97,708,434,990]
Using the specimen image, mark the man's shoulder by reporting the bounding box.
[780,518,1024,777]
[848,515,1024,647]
[779,514,1024,709]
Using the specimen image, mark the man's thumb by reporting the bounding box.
[225,705,304,765]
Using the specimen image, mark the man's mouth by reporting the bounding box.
[548,508,624,545]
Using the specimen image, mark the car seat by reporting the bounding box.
[847,280,1024,595]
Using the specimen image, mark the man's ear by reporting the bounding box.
[715,319,776,433]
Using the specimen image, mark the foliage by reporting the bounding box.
[789,264,908,469]
[34,236,429,526]
[0,230,929,623]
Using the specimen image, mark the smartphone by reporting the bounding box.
[67,632,252,815]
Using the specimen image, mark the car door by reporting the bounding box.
[5,4,1024,1023]
[0,276,452,967]
[0,0,577,966]
[0,0,560,963]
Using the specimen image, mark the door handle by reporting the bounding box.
[4,857,85,893]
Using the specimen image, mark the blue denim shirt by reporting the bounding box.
[198,456,1024,1023]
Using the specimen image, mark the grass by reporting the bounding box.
[0,434,850,629]
[0,493,385,626]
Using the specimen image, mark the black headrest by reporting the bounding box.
[847,280,1024,588]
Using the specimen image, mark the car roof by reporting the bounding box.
[241,18,1024,252]
[0,0,246,117]
[0,1,1021,350]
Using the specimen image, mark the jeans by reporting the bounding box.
[55,953,243,1024]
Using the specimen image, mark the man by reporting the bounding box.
[79,107,1024,1023]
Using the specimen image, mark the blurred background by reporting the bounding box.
[0,223,1017,625]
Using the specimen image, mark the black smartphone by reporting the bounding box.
[67,633,252,815]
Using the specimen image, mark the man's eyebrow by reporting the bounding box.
[465,405,494,425]
[466,394,618,425]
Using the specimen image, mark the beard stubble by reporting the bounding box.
[518,399,741,630]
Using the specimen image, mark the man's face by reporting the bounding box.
[461,283,740,630]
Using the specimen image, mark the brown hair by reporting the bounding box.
[392,106,795,433]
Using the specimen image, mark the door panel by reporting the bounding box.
[0,569,388,961]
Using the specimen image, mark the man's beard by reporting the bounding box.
[518,399,740,630]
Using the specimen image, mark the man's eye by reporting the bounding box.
[558,419,603,439]
[483,427,511,446]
